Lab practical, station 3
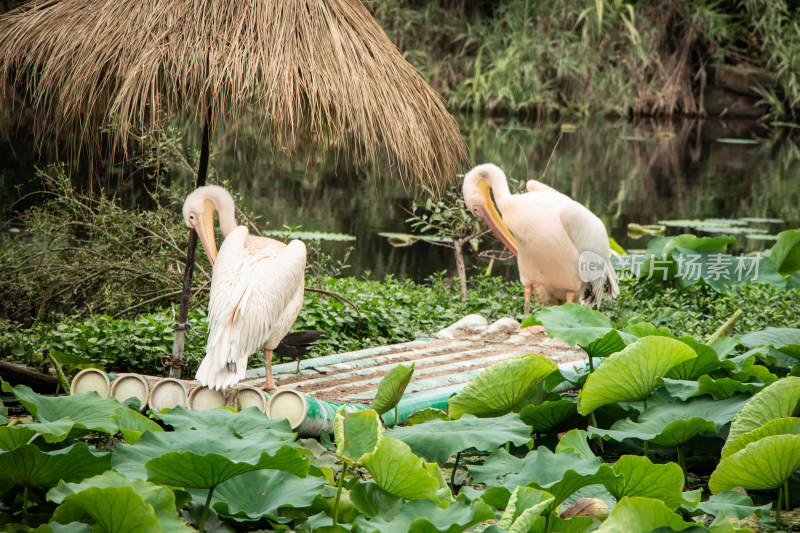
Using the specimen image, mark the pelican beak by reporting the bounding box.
[476,179,519,257]
[195,199,219,266]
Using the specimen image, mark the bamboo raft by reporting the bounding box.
[70,315,589,435]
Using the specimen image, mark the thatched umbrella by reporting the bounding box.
[0,0,468,376]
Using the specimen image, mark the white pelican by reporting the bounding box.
[463,164,618,314]
[182,185,306,390]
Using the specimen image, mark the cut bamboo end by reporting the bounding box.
[70,369,112,398]
[188,386,226,411]
[229,387,269,413]
[109,374,149,411]
[266,389,367,436]
[148,378,189,412]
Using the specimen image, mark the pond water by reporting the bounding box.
[2,116,799,282]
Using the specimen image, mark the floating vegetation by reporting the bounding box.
[715,138,760,145]
[658,218,772,236]
[264,230,356,241]
[378,232,452,246]
[627,223,666,238]
[740,217,785,224]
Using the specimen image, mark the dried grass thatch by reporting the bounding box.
[0,0,468,189]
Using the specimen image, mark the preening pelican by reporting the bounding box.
[183,186,306,390]
[463,164,618,314]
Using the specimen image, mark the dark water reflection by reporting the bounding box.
[2,117,799,282]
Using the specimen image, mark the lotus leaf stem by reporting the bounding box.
[785,479,790,509]
[451,451,462,489]
[706,309,743,345]
[777,485,783,527]
[587,412,604,455]
[395,404,399,428]
[332,463,346,524]
[198,485,215,532]
[22,485,28,515]
[677,445,687,485]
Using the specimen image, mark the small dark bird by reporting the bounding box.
[274,330,326,373]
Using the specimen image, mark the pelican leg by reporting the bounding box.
[295,358,301,374]
[261,348,277,391]
[566,290,579,304]
[523,285,533,315]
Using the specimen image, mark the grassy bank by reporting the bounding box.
[373,0,800,119]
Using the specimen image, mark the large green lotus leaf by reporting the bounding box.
[624,322,675,339]
[519,399,578,433]
[710,434,800,493]
[405,408,449,426]
[112,409,162,445]
[667,338,730,380]
[48,471,192,532]
[361,435,442,501]
[528,515,595,533]
[112,426,304,483]
[353,498,495,533]
[577,336,698,415]
[334,407,382,466]
[145,444,307,489]
[664,234,737,255]
[596,496,697,532]
[530,303,615,347]
[477,447,619,514]
[448,355,556,419]
[722,417,800,459]
[371,363,415,416]
[605,455,684,510]
[350,481,403,520]
[696,376,764,400]
[0,443,110,488]
[186,469,327,521]
[738,327,800,351]
[584,329,629,358]
[0,418,75,449]
[555,429,595,461]
[386,413,531,463]
[661,379,702,401]
[468,448,526,486]
[770,229,800,276]
[497,486,554,533]
[1,382,122,435]
[154,405,293,437]
[724,376,800,449]
[694,490,771,520]
[589,395,748,447]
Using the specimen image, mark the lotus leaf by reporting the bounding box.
[710,434,800,492]
[595,496,697,532]
[519,399,578,433]
[334,407,382,466]
[468,448,525,486]
[350,482,403,520]
[371,363,414,416]
[353,498,495,533]
[1,382,122,435]
[577,336,698,415]
[447,354,556,419]
[0,443,110,488]
[472,447,619,515]
[361,436,442,501]
[694,491,771,520]
[112,409,162,445]
[666,337,729,380]
[526,303,615,347]
[0,419,75,449]
[387,413,531,463]
[605,455,685,510]
[112,425,305,484]
[724,376,800,450]
[722,417,800,459]
[190,469,327,521]
[770,229,800,277]
[738,327,800,354]
[48,471,192,532]
[555,429,595,461]
[589,395,749,447]
[497,487,554,533]
[696,376,764,400]
[32,523,93,533]
[405,408,449,426]
[154,405,293,437]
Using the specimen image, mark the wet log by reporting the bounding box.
[0,361,58,393]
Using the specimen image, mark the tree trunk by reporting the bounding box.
[453,238,468,300]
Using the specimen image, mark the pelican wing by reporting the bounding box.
[198,227,306,389]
